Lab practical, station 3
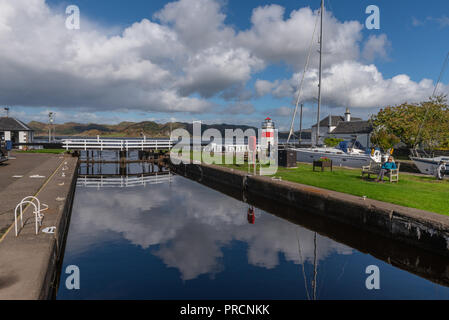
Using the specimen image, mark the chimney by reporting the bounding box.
[345,108,351,122]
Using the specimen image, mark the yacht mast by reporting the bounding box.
[316,0,324,146]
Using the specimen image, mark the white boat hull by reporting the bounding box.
[410,156,449,175]
[294,148,376,168]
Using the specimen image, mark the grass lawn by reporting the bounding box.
[16,149,66,154]
[220,161,449,216]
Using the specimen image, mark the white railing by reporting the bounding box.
[14,196,48,236]
[203,143,262,153]
[62,138,174,151]
[76,173,172,188]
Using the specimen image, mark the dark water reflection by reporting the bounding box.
[57,161,449,300]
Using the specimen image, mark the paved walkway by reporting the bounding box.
[0,154,78,299]
[0,152,64,236]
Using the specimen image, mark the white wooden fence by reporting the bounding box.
[62,138,173,151]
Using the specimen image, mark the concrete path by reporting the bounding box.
[0,153,64,235]
[0,154,78,299]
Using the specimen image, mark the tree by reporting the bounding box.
[370,128,400,151]
[324,137,344,147]
[370,95,449,150]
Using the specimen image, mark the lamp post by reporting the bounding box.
[48,112,55,142]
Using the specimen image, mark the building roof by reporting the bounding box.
[0,117,33,131]
[332,120,373,134]
[312,115,362,128]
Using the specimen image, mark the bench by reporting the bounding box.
[361,162,400,183]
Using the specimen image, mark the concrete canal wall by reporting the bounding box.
[171,162,449,258]
[0,154,78,300]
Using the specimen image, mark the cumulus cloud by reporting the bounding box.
[255,80,277,97]
[0,0,261,113]
[255,61,448,109]
[0,0,444,119]
[237,5,363,70]
[362,34,391,62]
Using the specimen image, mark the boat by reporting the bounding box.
[410,150,448,179]
[286,0,384,168]
[296,139,382,168]
[409,52,449,180]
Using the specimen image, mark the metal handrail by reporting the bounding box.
[14,196,48,236]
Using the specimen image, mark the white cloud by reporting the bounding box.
[237,5,363,70]
[362,34,391,62]
[255,80,277,97]
[0,0,445,121]
[256,61,448,109]
[0,0,260,113]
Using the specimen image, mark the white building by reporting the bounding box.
[0,117,34,148]
[311,108,373,149]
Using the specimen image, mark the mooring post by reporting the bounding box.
[119,150,126,163]
[119,161,127,176]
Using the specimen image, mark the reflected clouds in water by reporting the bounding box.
[67,176,353,280]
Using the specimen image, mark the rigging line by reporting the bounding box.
[295,228,311,300]
[287,8,320,144]
[432,51,449,97]
[415,51,449,149]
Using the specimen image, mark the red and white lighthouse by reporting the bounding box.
[261,117,275,150]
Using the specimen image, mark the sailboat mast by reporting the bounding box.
[316,0,324,146]
[299,103,303,145]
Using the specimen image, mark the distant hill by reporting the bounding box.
[278,129,312,140]
[28,121,259,138]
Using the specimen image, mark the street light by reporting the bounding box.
[48,112,55,142]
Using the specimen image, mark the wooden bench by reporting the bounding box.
[361,162,400,183]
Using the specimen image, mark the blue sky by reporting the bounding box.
[2,0,449,130]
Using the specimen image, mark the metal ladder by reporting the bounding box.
[14,196,48,236]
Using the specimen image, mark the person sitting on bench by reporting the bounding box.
[376,156,397,183]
